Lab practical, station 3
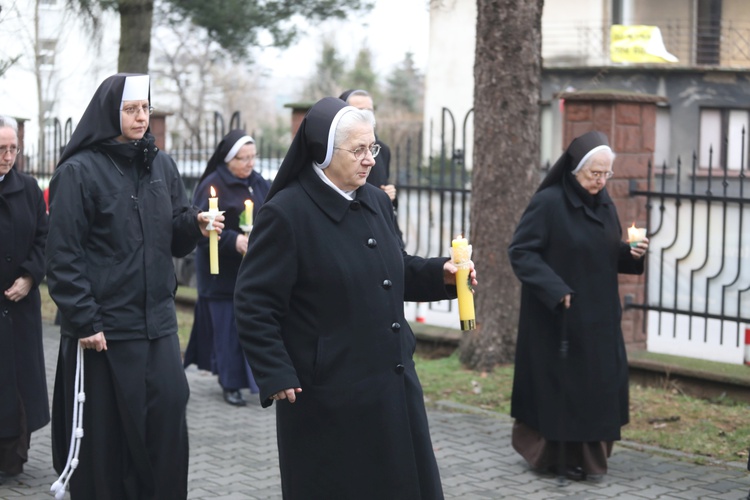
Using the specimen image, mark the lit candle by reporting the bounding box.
[627,222,647,248]
[209,186,219,274]
[244,199,254,229]
[450,235,476,331]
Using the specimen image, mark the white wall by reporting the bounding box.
[423,0,476,169]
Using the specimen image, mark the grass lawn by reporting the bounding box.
[40,283,750,465]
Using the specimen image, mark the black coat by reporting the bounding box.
[46,146,202,340]
[0,169,50,437]
[234,166,452,499]
[508,175,643,442]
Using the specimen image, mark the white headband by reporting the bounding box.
[224,135,255,163]
[121,75,150,104]
[314,106,357,169]
[571,145,612,174]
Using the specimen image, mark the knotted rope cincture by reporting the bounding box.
[50,342,86,499]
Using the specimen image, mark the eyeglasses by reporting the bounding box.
[122,105,154,116]
[233,155,255,164]
[583,169,614,180]
[334,144,381,160]
[0,146,21,156]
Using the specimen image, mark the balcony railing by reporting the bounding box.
[543,20,750,68]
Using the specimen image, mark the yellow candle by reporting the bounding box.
[244,199,253,228]
[627,222,647,248]
[209,186,219,274]
[451,235,476,331]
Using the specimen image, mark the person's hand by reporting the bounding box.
[270,388,302,404]
[631,237,649,259]
[560,294,572,309]
[198,212,225,238]
[235,233,249,255]
[381,184,397,202]
[80,332,107,352]
[443,260,477,288]
[4,275,33,302]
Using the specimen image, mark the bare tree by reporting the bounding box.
[151,10,270,150]
[459,0,544,370]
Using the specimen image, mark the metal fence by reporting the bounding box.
[25,109,473,328]
[628,131,750,363]
[543,19,750,67]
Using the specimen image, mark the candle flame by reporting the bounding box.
[210,186,216,197]
[630,221,636,229]
[456,234,463,239]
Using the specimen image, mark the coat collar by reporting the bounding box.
[298,165,378,223]
[0,168,23,196]
[562,174,612,224]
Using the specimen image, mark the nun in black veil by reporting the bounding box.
[46,73,221,499]
[234,97,476,499]
[184,130,270,406]
[508,131,648,481]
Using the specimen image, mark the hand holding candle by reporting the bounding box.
[627,222,647,248]
[450,235,476,331]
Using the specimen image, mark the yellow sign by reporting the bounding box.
[610,25,678,63]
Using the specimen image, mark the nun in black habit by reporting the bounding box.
[507,131,648,480]
[184,129,269,406]
[46,73,221,499]
[0,115,49,477]
[234,97,476,500]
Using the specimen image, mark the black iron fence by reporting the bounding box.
[26,109,473,309]
[628,132,750,359]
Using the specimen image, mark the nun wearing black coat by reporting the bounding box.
[508,131,648,480]
[234,97,476,500]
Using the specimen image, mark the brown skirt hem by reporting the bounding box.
[511,420,613,475]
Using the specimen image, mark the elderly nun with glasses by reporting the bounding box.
[0,115,49,478]
[234,97,476,500]
[508,131,648,482]
[184,129,270,407]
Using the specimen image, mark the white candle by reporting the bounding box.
[209,186,219,274]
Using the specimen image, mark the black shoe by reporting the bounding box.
[223,389,246,407]
[548,464,587,481]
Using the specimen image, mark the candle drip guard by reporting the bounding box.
[205,209,225,231]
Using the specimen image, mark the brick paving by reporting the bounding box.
[1,322,749,499]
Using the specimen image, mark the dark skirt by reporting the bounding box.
[512,420,613,475]
[0,396,28,475]
[184,298,259,393]
[52,334,189,500]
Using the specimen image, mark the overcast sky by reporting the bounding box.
[255,0,430,104]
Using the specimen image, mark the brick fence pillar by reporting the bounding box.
[558,91,667,350]
[284,102,314,137]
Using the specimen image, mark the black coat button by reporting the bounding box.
[5,255,11,262]
[367,238,377,248]
[382,280,392,289]
[395,364,405,374]
[391,322,401,332]
[351,201,361,210]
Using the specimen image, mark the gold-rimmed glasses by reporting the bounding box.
[334,144,381,160]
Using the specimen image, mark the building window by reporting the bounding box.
[699,108,749,170]
[39,39,57,66]
[696,0,722,65]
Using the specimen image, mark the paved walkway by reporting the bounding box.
[1,322,750,499]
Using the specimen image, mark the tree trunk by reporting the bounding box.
[459,0,544,370]
[118,0,153,73]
